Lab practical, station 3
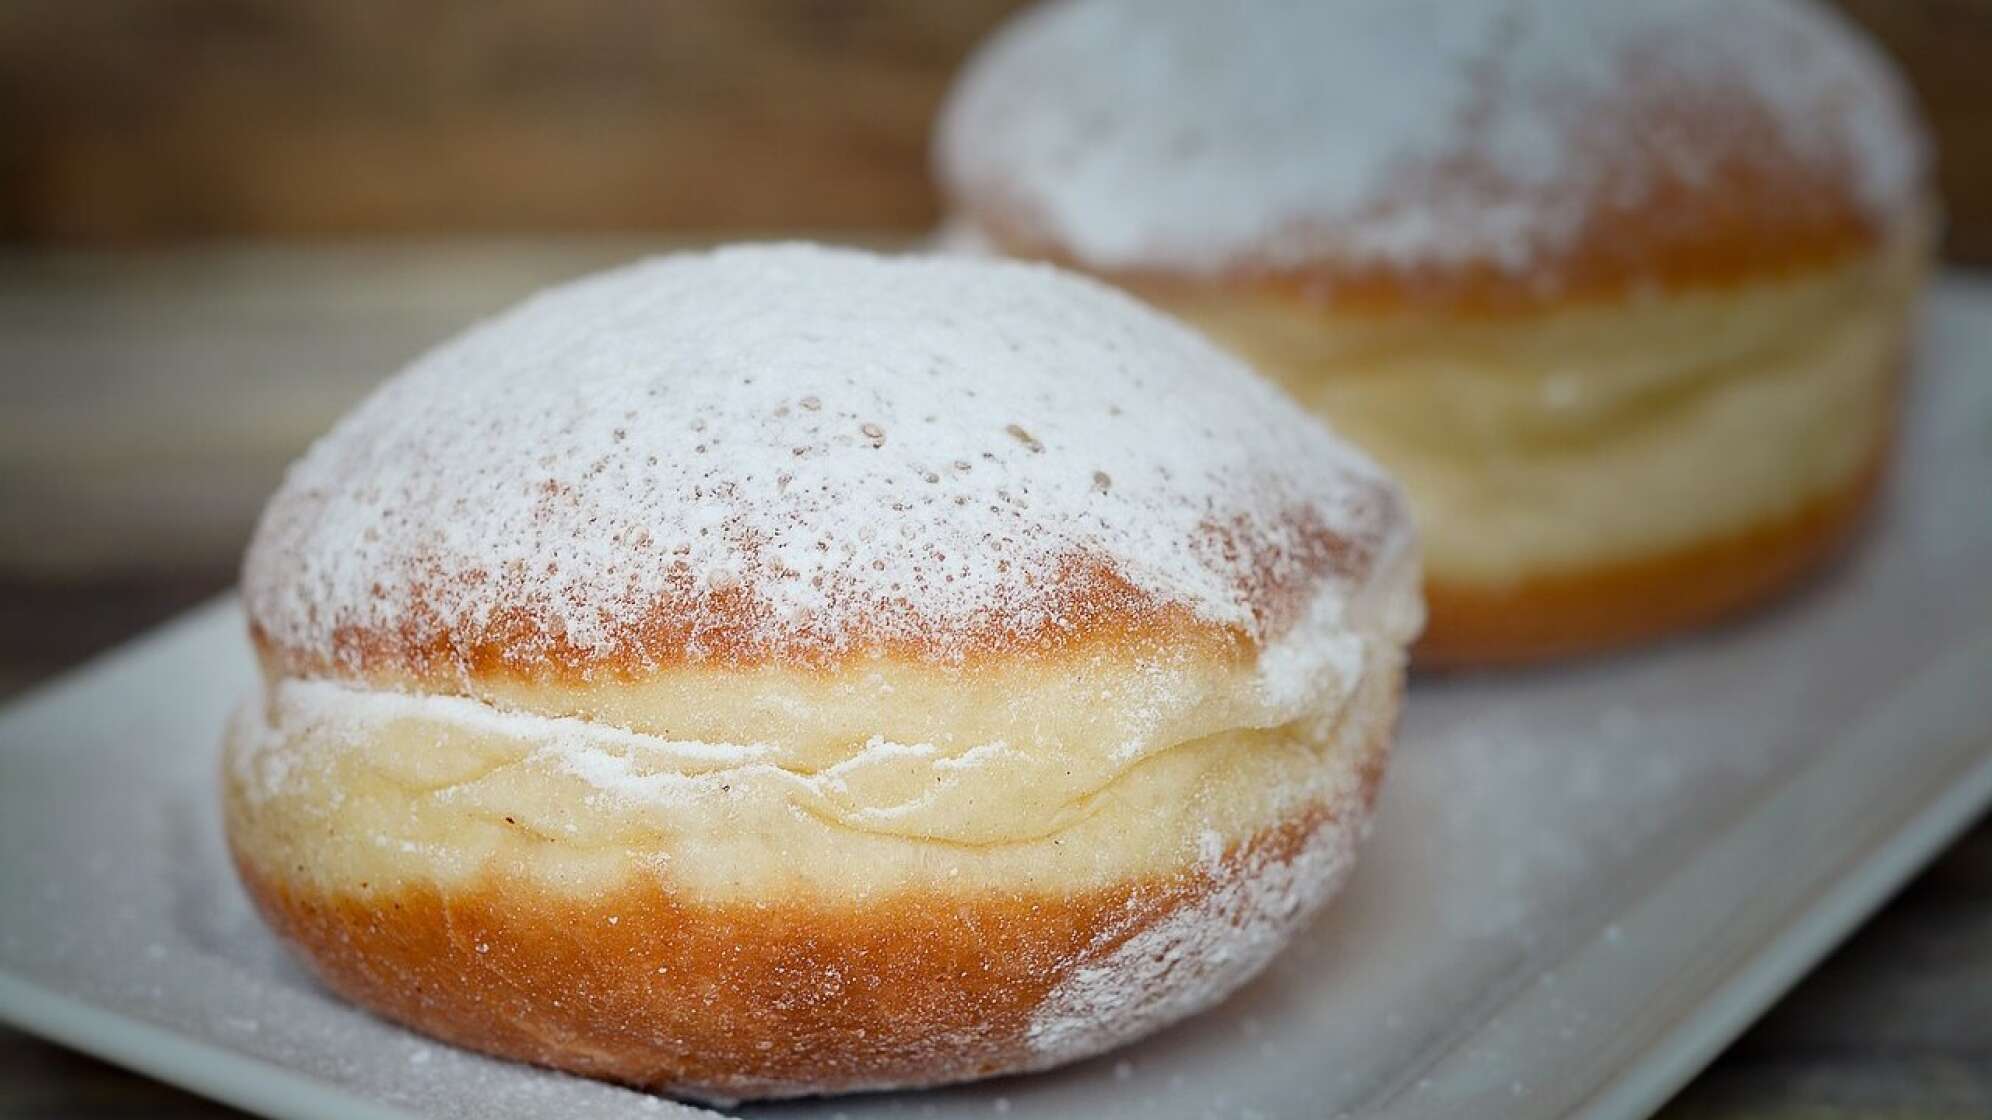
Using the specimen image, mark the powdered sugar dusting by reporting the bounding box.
[244,244,1403,673]
[227,678,780,808]
[1026,806,1364,1065]
[1253,582,1365,714]
[938,0,1927,275]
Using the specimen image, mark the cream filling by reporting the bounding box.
[223,659,1394,902]
[225,563,1418,902]
[1164,220,1930,587]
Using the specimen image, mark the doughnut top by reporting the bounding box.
[937,0,1930,310]
[245,244,1407,678]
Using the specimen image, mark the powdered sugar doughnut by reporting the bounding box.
[937,0,1935,664]
[224,244,1423,1101]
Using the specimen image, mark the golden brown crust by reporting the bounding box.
[1415,443,1887,668]
[955,42,1929,318]
[976,173,1888,320]
[231,774,1382,1102]
[249,495,1398,688]
[249,565,1233,689]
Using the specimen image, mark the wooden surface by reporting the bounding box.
[0,244,1987,1118]
[2,1,1992,263]
[1838,0,1992,263]
[0,1,1023,242]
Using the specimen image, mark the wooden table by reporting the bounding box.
[1,244,1986,1119]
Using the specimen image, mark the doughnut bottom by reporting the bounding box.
[1417,442,1883,665]
[230,803,1357,1102]
[224,655,1401,1102]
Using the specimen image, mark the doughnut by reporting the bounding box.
[223,244,1423,1101]
[936,0,1935,665]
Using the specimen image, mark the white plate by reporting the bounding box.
[3,279,1990,1120]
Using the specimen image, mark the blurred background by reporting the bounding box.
[4,0,1992,606]
[1,2,1989,1117]
[2,1,1988,250]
